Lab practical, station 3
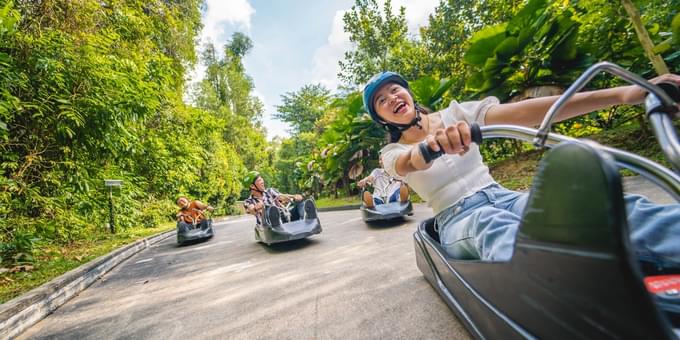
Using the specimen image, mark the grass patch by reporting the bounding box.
[0,221,176,304]
[487,121,670,190]
[315,196,362,208]
[488,149,543,191]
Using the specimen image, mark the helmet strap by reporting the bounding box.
[251,181,264,194]
[384,108,422,132]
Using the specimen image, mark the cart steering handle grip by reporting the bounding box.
[646,81,680,116]
[417,122,483,163]
[645,81,680,172]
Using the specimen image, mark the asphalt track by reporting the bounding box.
[20,204,470,340]
[19,176,674,339]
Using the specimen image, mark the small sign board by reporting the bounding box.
[104,179,123,187]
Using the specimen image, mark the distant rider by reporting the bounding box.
[357,155,409,208]
[242,171,317,226]
[176,197,214,230]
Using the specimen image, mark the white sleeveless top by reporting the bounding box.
[380,97,499,215]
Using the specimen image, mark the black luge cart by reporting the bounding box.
[255,201,322,245]
[177,218,214,245]
[414,62,680,339]
[360,200,414,222]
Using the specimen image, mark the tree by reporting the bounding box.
[463,0,590,100]
[274,84,331,134]
[192,33,271,173]
[0,0,215,247]
[620,0,669,75]
[225,31,254,61]
[421,0,523,93]
[339,0,410,85]
[273,133,317,193]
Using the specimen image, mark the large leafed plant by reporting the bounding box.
[464,0,590,101]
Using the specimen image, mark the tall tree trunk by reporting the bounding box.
[621,0,669,75]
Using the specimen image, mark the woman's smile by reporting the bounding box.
[374,83,415,123]
[393,101,408,114]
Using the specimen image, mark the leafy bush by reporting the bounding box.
[464,0,589,100]
[0,231,39,266]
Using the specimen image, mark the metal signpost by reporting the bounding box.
[104,180,123,233]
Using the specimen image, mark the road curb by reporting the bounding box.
[317,204,362,212]
[0,228,176,339]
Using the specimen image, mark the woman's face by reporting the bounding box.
[374,83,415,125]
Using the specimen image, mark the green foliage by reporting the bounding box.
[274,84,331,134]
[420,0,524,95]
[192,35,272,177]
[0,230,38,265]
[408,76,455,109]
[464,0,590,100]
[314,0,680,199]
[273,132,318,193]
[0,0,257,252]
[226,32,254,59]
[576,0,680,77]
[339,0,412,85]
[673,13,680,46]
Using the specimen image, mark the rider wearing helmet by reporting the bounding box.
[357,154,409,208]
[242,171,316,226]
[364,70,680,268]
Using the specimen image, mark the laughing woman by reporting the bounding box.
[363,71,680,269]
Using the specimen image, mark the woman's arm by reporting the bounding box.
[486,74,680,126]
[392,121,473,176]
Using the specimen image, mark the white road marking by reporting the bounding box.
[214,217,251,226]
[221,261,256,273]
[191,243,219,251]
[135,258,153,264]
[337,217,362,226]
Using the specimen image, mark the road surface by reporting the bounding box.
[20,204,469,340]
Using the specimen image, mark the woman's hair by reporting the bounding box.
[385,102,432,143]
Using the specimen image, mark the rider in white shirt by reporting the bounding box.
[357,156,409,208]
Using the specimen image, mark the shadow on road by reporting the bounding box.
[259,238,319,253]
[364,217,412,229]
[175,237,212,247]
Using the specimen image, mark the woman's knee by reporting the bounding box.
[440,206,521,261]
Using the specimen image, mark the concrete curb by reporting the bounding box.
[317,204,362,212]
[0,229,177,339]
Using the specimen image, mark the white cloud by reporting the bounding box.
[200,0,255,48]
[310,10,352,90]
[392,0,440,36]
[310,0,439,90]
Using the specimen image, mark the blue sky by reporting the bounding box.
[192,0,439,139]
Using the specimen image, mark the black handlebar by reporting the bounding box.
[417,122,483,163]
[646,81,680,116]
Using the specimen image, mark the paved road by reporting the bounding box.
[20,205,470,340]
[19,177,674,340]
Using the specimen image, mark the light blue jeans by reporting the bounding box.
[435,184,680,267]
[373,189,401,205]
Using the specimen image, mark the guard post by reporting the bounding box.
[104,179,123,233]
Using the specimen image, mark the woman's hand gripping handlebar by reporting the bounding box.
[417,122,483,163]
